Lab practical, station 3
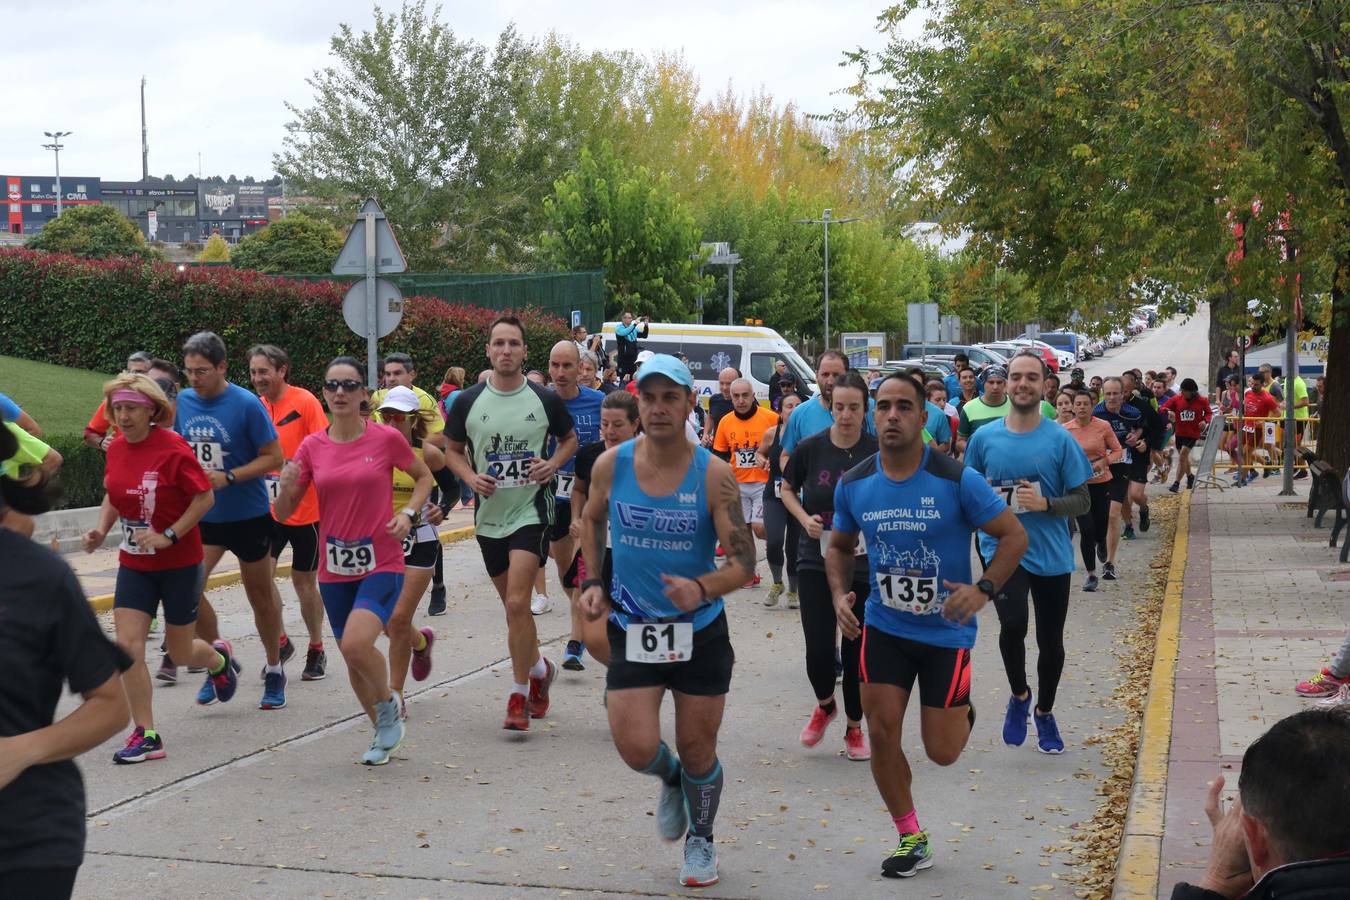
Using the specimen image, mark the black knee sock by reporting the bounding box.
[640,741,682,786]
[682,759,724,839]
[433,541,444,587]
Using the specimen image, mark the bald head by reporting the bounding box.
[549,340,581,395]
[730,377,757,414]
[718,367,738,399]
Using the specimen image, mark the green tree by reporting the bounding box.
[231,213,344,274]
[542,145,709,319]
[26,205,157,261]
[198,234,231,262]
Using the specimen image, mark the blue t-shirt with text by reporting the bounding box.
[780,394,876,454]
[963,417,1093,576]
[833,447,1006,649]
[174,382,279,523]
[555,387,604,476]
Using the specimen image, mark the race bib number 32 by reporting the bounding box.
[325,536,375,576]
[625,622,693,663]
[877,570,940,614]
[486,451,534,488]
[734,448,759,469]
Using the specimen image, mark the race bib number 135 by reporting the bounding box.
[877,571,939,614]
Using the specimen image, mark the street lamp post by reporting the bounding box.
[42,131,72,217]
[795,208,860,350]
[700,242,741,325]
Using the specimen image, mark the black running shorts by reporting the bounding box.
[476,524,548,578]
[200,514,274,564]
[269,520,320,572]
[859,626,972,708]
[606,610,735,697]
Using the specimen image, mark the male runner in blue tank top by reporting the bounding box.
[578,354,754,889]
[828,372,1027,880]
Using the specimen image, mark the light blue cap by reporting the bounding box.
[634,353,695,390]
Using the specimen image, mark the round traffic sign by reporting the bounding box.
[342,278,404,339]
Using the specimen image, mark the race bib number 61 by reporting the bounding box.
[625,622,693,663]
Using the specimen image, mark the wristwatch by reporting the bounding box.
[580,578,606,592]
[400,507,418,521]
[224,470,236,485]
[976,578,996,598]
[163,527,179,545]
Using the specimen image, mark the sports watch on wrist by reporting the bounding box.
[976,578,996,598]
[163,527,179,544]
[400,507,418,521]
[224,470,236,485]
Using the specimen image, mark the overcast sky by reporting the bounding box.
[5,0,915,182]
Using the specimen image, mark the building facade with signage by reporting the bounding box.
[101,181,198,244]
[197,182,270,242]
[4,175,101,234]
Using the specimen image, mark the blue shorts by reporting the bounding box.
[319,572,403,640]
[115,564,204,626]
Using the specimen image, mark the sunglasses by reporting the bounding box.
[324,379,364,393]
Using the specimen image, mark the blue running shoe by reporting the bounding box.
[1034,711,1065,754]
[113,727,166,764]
[373,694,404,752]
[561,640,585,671]
[656,777,688,841]
[196,675,217,706]
[1002,692,1032,746]
[679,835,719,887]
[361,737,391,766]
[210,640,239,704]
[260,668,286,710]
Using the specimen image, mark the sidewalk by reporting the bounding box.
[1139,478,1350,894]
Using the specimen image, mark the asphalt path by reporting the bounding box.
[69,313,1213,899]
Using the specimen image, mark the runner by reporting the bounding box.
[444,315,577,731]
[758,392,803,609]
[174,331,287,710]
[1054,390,1075,425]
[1161,378,1212,493]
[1093,377,1145,580]
[250,344,329,682]
[1239,373,1281,486]
[376,387,461,714]
[543,340,604,670]
[565,389,642,667]
[274,358,434,765]
[712,377,778,587]
[1121,371,1162,535]
[1149,374,1176,484]
[83,351,151,449]
[702,367,739,447]
[577,354,753,888]
[1064,389,1123,592]
[780,370,877,761]
[956,365,1059,444]
[828,372,1026,879]
[964,352,1093,754]
[80,373,238,763]
[780,350,875,457]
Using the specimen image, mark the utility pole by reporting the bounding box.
[1280,228,1300,496]
[141,76,149,181]
[795,208,861,350]
[700,242,741,324]
[42,131,72,217]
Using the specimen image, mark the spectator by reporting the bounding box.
[1216,350,1242,402]
[571,325,589,358]
[772,371,809,412]
[438,366,465,420]
[579,351,617,396]
[624,350,654,396]
[586,333,610,373]
[613,311,649,379]
[767,359,789,405]
[0,421,132,900]
[1170,708,1350,899]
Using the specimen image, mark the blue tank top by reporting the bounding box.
[608,440,724,631]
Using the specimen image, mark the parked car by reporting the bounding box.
[899,343,1009,368]
[1029,332,1083,366]
[978,341,1060,372]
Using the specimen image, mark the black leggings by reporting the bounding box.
[761,496,801,585]
[992,567,1071,713]
[0,867,78,900]
[798,569,866,722]
[1076,481,1111,572]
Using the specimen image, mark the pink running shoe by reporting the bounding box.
[411,627,436,682]
[1296,668,1349,698]
[844,725,871,761]
[799,703,838,747]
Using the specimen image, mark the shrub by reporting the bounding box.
[45,434,106,510]
[0,248,570,394]
[231,213,343,274]
[198,234,231,262]
[25,205,160,261]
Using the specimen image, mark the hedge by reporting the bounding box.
[0,248,571,391]
[46,435,105,510]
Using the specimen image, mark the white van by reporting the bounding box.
[600,322,817,404]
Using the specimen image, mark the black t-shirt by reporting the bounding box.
[708,395,734,436]
[0,529,130,872]
[782,430,879,573]
[574,440,608,486]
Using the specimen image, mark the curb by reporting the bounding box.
[87,524,476,614]
[1112,491,1191,898]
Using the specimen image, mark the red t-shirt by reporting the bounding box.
[1241,390,1279,431]
[1162,393,1212,439]
[104,426,212,571]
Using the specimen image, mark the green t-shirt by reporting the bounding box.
[1283,376,1310,420]
[957,397,1057,438]
[1,421,51,479]
[444,378,575,539]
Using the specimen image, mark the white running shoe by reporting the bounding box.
[531,592,553,615]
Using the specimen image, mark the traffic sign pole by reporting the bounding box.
[332,198,408,388]
[364,211,378,388]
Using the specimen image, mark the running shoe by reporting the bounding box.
[1139,506,1151,533]
[411,627,436,681]
[1169,481,1180,493]
[715,544,724,558]
[279,635,295,666]
[362,737,391,766]
[209,641,239,704]
[156,655,178,684]
[562,640,585,671]
[785,590,799,609]
[1102,562,1117,581]
[528,657,557,719]
[1002,692,1032,746]
[113,727,166,764]
[187,664,206,674]
[196,676,217,706]
[503,693,529,731]
[800,703,838,747]
[881,830,933,878]
[260,668,286,710]
[1034,711,1065,754]
[1186,475,1195,489]
[764,583,784,607]
[1317,682,1350,707]
[1083,574,1099,593]
[1295,668,1350,698]
[680,835,719,887]
[1095,541,1107,564]
[656,777,689,841]
[531,592,553,615]
[302,647,327,681]
[844,725,871,761]
[373,694,404,752]
[1122,523,1136,540]
[743,573,761,588]
[428,583,447,616]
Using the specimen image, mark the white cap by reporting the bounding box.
[377,385,420,413]
[635,350,656,366]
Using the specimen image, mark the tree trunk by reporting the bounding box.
[1316,258,1349,473]
[1208,288,1237,395]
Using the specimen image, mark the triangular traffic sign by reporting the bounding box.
[331,198,407,274]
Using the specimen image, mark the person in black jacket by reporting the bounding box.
[1171,707,1350,900]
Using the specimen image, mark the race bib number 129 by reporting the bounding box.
[325,537,375,576]
[625,622,693,663]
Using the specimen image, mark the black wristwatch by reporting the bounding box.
[224,469,236,485]
[163,527,180,545]
[976,578,996,598]
[580,578,606,593]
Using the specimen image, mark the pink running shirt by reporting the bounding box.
[292,423,416,583]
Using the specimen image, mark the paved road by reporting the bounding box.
[69,314,1213,899]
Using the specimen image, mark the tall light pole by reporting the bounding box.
[701,242,742,324]
[796,208,860,350]
[141,76,149,181]
[42,131,72,217]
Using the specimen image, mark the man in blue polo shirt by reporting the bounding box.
[780,351,875,457]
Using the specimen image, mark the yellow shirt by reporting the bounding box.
[371,384,445,435]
